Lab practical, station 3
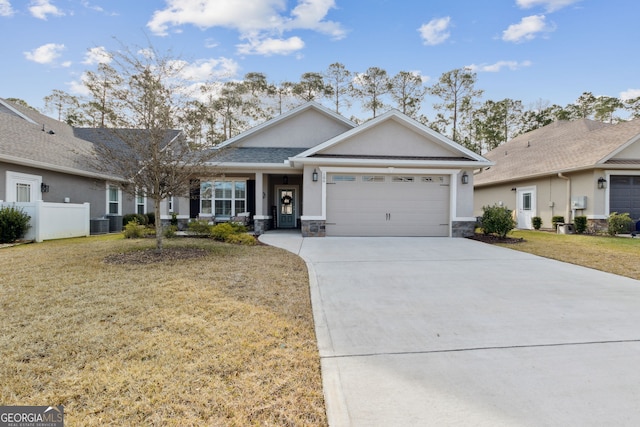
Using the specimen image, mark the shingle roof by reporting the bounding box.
[475,118,640,186]
[0,98,106,177]
[207,147,308,164]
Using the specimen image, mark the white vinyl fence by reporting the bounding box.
[0,201,90,242]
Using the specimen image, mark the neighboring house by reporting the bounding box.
[0,98,186,236]
[474,118,640,231]
[196,102,492,237]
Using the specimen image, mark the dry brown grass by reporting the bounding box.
[496,230,640,280]
[0,235,327,426]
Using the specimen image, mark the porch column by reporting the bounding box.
[253,173,269,234]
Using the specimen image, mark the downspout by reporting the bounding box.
[558,173,571,223]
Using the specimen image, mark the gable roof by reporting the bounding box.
[216,101,356,149]
[0,98,117,180]
[475,118,640,186]
[290,109,492,167]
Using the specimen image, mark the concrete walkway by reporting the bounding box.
[259,231,640,426]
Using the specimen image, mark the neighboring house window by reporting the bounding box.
[6,171,41,202]
[16,183,31,202]
[200,180,246,217]
[168,196,174,213]
[136,192,146,215]
[107,185,121,215]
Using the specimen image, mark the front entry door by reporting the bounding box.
[516,187,536,229]
[278,188,296,228]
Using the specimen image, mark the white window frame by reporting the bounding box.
[106,184,122,216]
[135,190,147,215]
[200,179,247,218]
[5,171,42,202]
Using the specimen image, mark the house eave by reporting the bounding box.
[0,153,124,182]
[290,156,493,169]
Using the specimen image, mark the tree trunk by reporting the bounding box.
[154,197,163,252]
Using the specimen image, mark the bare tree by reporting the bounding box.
[91,43,217,252]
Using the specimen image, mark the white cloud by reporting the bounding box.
[29,0,64,20]
[170,57,240,81]
[516,0,581,12]
[68,73,92,97]
[502,15,554,42]
[0,0,14,16]
[466,60,533,72]
[237,36,305,56]
[147,0,343,55]
[83,46,112,65]
[24,43,65,64]
[418,17,451,46]
[620,89,640,101]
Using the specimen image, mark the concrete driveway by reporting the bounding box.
[259,233,640,426]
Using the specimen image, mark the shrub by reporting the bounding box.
[123,220,145,239]
[123,213,147,227]
[170,213,178,227]
[532,216,542,230]
[164,225,178,238]
[607,212,634,236]
[574,216,587,234]
[210,223,236,241]
[225,233,257,245]
[0,206,31,243]
[188,220,212,236]
[481,205,515,238]
[146,212,155,226]
[551,216,565,229]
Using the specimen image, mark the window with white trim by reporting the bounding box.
[16,183,31,202]
[135,192,146,215]
[107,184,121,215]
[201,180,246,217]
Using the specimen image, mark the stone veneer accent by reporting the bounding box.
[452,221,476,237]
[301,220,326,237]
[253,218,270,235]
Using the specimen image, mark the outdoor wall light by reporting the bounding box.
[312,169,318,182]
[461,172,469,185]
[597,177,607,189]
[40,183,50,193]
[283,175,289,185]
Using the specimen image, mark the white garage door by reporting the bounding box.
[326,173,450,236]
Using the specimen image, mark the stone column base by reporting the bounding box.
[452,221,476,237]
[301,220,326,237]
[253,218,271,235]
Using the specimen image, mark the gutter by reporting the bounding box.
[558,173,571,223]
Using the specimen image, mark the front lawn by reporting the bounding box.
[0,235,326,426]
[496,230,640,280]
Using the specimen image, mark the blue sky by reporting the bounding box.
[1,0,639,118]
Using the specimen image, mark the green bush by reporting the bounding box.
[481,205,515,238]
[551,216,565,229]
[123,213,147,227]
[607,212,634,236]
[532,216,542,230]
[210,223,236,241]
[123,220,145,238]
[0,206,31,243]
[187,219,212,236]
[225,233,257,245]
[170,213,178,227]
[146,212,155,225]
[164,225,178,238]
[574,216,587,234]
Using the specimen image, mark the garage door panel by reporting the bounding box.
[326,174,450,237]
